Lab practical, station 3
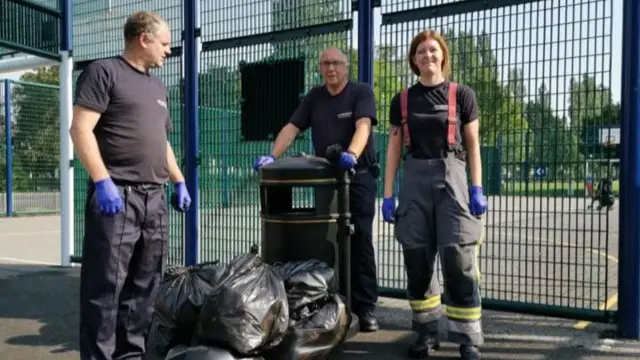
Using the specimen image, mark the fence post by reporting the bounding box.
[59,0,74,267]
[357,0,374,86]
[184,0,201,265]
[619,0,640,339]
[4,79,12,217]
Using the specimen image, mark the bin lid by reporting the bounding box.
[260,153,347,183]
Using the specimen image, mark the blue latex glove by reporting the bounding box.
[381,197,396,223]
[253,155,276,172]
[469,185,488,216]
[338,151,357,170]
[171,182,191,212]
[94,177,122,216]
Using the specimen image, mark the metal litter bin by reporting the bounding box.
[259,153,354,309]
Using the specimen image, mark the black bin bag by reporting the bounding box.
[195,252,290,356]
[261,293,351,360]
[145,262,226,360]
[165,345,264,360]
[273,259,337,319]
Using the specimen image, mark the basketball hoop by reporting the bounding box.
[603,140,615,149]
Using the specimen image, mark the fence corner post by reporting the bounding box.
[357,0,374,87]
[618,0,640,340]
[59,0,74,267]
[4,79,12,217]
[183,0,201,266]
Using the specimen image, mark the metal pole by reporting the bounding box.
[618,0,640,339]
[58,0,74,267]
[184,0,200,266]
[4,79,12,217]
[357,0,374,86]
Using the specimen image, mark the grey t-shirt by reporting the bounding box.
[74,56,172,184]
[289,81,378,168]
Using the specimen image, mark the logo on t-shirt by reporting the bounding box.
[433,105,448,111]
[157,100,167,108]
[337,111,352,119]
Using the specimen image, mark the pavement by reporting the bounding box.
[0,202,632,360]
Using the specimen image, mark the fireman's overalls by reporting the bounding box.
[395,83,485,353]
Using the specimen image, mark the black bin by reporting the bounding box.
[259,154,353,309]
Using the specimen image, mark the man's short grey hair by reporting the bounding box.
[123,11,167,44]
[320,47,349,64]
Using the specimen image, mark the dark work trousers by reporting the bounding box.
[395,154,485,346]
[348,169,379,315]
[79,182,169,360]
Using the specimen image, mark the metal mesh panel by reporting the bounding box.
[27,0,59,10]
[72,0,182,62]
[198,31,354,264]
[202,0,353,42]
[198,0,354,264]
[6,80,60,215]
[0,81,5,215]
[377,0,616,320]
[0,0,61,58]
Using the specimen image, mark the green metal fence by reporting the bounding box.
[375,0,617,323]
[0,79,60,216]
[69,0,618,323]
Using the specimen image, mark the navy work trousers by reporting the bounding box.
[79,182,169,360]
[348,169,379,315]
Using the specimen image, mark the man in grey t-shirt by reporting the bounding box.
[70,11,190,360]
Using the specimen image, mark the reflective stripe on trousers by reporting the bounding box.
[394,153,485,346]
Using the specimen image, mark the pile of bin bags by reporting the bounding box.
[145,251,352,360]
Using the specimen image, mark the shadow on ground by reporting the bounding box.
[0,264,80,359]
[0,264,638,360]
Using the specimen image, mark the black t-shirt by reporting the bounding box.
[74,56,173,184]
[289,81,378,168]
[389,81,478,160]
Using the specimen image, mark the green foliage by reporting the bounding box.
[347,46,404,132]
[10,66,60,191]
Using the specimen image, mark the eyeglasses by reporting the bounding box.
[319,60,346,68]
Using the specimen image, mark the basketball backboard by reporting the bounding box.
[599,127,620,146]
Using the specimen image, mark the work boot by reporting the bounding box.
[459,345,481,359]
[408,332,440,358]
[358,309,379,332]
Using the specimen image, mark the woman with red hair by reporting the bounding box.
[381,30,487,359]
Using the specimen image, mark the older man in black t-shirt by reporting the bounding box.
[253,47,380,332]
[70,11,190,360]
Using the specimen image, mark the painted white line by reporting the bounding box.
[0,257,59,266]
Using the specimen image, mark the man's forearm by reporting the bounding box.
[347,120,372,157]
[271,123,299,158]
[167,141,185,183]
[70,130,110,182]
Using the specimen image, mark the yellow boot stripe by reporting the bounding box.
[409,295,442,311]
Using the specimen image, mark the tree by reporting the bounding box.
[271,0,348,70]
[525,83,583,178]
[347,45,404,132]
[444,29,529,152]
[11,66,60,191]
[568,74,613,129]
